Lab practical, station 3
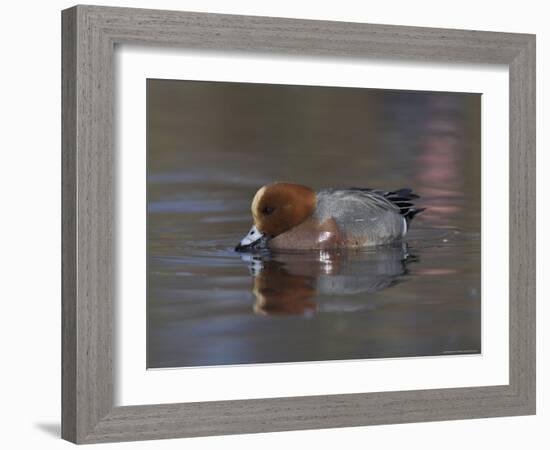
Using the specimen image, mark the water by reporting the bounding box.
[147,79,481,368]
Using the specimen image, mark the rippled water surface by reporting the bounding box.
[147,79,481,368]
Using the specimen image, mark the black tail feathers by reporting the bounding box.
[402,206,426,224]
[384,188,426,224]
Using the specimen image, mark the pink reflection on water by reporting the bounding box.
[415,98,465,224]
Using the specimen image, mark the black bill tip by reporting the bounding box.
[234,235,270,253]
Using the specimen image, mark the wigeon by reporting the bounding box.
[235,183,425,251]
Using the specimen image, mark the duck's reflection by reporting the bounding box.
[240,244,414,316]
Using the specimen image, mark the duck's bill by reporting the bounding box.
[235,225,269,252]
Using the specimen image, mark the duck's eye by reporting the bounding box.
[262,206,275,215]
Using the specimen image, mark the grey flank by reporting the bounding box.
[315,188,411,244]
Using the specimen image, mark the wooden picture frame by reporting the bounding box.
[61,4,536,444]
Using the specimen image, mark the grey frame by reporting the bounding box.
[62,4,536,444]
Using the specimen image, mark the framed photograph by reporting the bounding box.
[61,5,535,444]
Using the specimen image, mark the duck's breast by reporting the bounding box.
[269,216,342,250]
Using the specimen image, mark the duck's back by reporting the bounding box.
[315,188,420,246]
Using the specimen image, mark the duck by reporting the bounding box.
[235,183,425,251]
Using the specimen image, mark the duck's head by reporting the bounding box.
[235,183,316,252]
